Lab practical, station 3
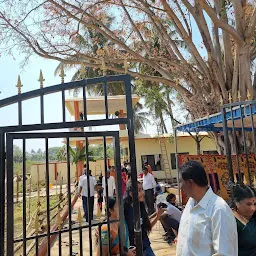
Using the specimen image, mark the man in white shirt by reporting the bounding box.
[102,170,116,199]
[77,169,97,222]
[176,161,238,256]
[142,166,156,215]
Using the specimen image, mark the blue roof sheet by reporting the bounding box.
[176,104,256,132]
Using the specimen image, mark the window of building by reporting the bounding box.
[170,152,189,169]
[203,150,218,155]
[141,154,162,171]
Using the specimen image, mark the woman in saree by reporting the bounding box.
[96,197,136,256]
[233,184,256,256]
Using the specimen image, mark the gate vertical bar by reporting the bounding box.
[45,138,51,256]
[6,134,14,256]
[174,128,181,206]
[103,79,109,119]
[102,136,111,256]
[22,139,27,256]
[62,90,66,123]
[230,105,242,182]
[221,107,235,200]
[66,138,73,256]
[85,136,93,256]
[83,80,87,121]
[40,95,44,124]
[125,75,142,255]
[0,131,5,256]
[239,105,252,186]
[113,135,126,255]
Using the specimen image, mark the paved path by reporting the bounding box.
[50,197,176,255]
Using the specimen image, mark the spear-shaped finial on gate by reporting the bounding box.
[16,75,23,94]
[124,59,129,74]
[237,91,241,101]
[102,59,106,76]
[228,92,232,104]
[38,70,45,89]
[60,66,66,83]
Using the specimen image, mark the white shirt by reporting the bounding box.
[142,173,156,190]
[176,187,238,256]
[78,175,96,197]
[165,203,182,222]
[102,176,116,197]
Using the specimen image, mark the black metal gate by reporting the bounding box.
[0,74,142,255]
[221,100,256,189]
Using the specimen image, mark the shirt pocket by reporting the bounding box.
[191,215,211,246]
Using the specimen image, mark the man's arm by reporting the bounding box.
[211,208,238,256]
[152,175,156,188]
[150,208,165,228]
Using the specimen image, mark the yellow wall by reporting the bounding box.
[30,136,216,183]
[122,136,217,180]
[30,159,115,184]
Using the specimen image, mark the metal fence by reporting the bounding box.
[221,101,256,191]
[0,72,142,255]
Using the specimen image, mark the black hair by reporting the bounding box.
[84,164,87,168]
[108,197,116,210]
[179,160,208,187]
[142,166,148,172]
[166,193,176,202]
[155,186,161,192]
[123,181,151,233]
[144,161,148,165]
[234,184,256,203]
[155,177,158,183]
[88,169,92,176]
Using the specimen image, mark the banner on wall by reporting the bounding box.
[178,154,256,204]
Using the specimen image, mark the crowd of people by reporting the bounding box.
[77,161,256,256]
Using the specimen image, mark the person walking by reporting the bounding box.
[176,160,238,256]
[77,169,97,222]
[142,167,156,215]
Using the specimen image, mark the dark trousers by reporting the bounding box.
[160,215,179,239]
[144,189,155,215]
[82,196,94,222]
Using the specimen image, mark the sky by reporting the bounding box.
[0,6,208,151]
[0,53,162,151]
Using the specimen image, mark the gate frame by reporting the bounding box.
[0,74,143,255]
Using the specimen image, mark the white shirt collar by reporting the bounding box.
[191,187,214,210]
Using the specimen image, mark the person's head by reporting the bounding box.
[106,170,110,178]
[155,178,158,184]
[233,184,256,219]
[123,161,128,167]
[88,169,92,176]
[144,161,148,166]
[125,181,144,203]
[143,166,148,175]
[84,164,87,168]
[110,166,115,171]
[108,197,119,219]
[124,181,151,233]
[179,161,208,198]
[166,193,176,205]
